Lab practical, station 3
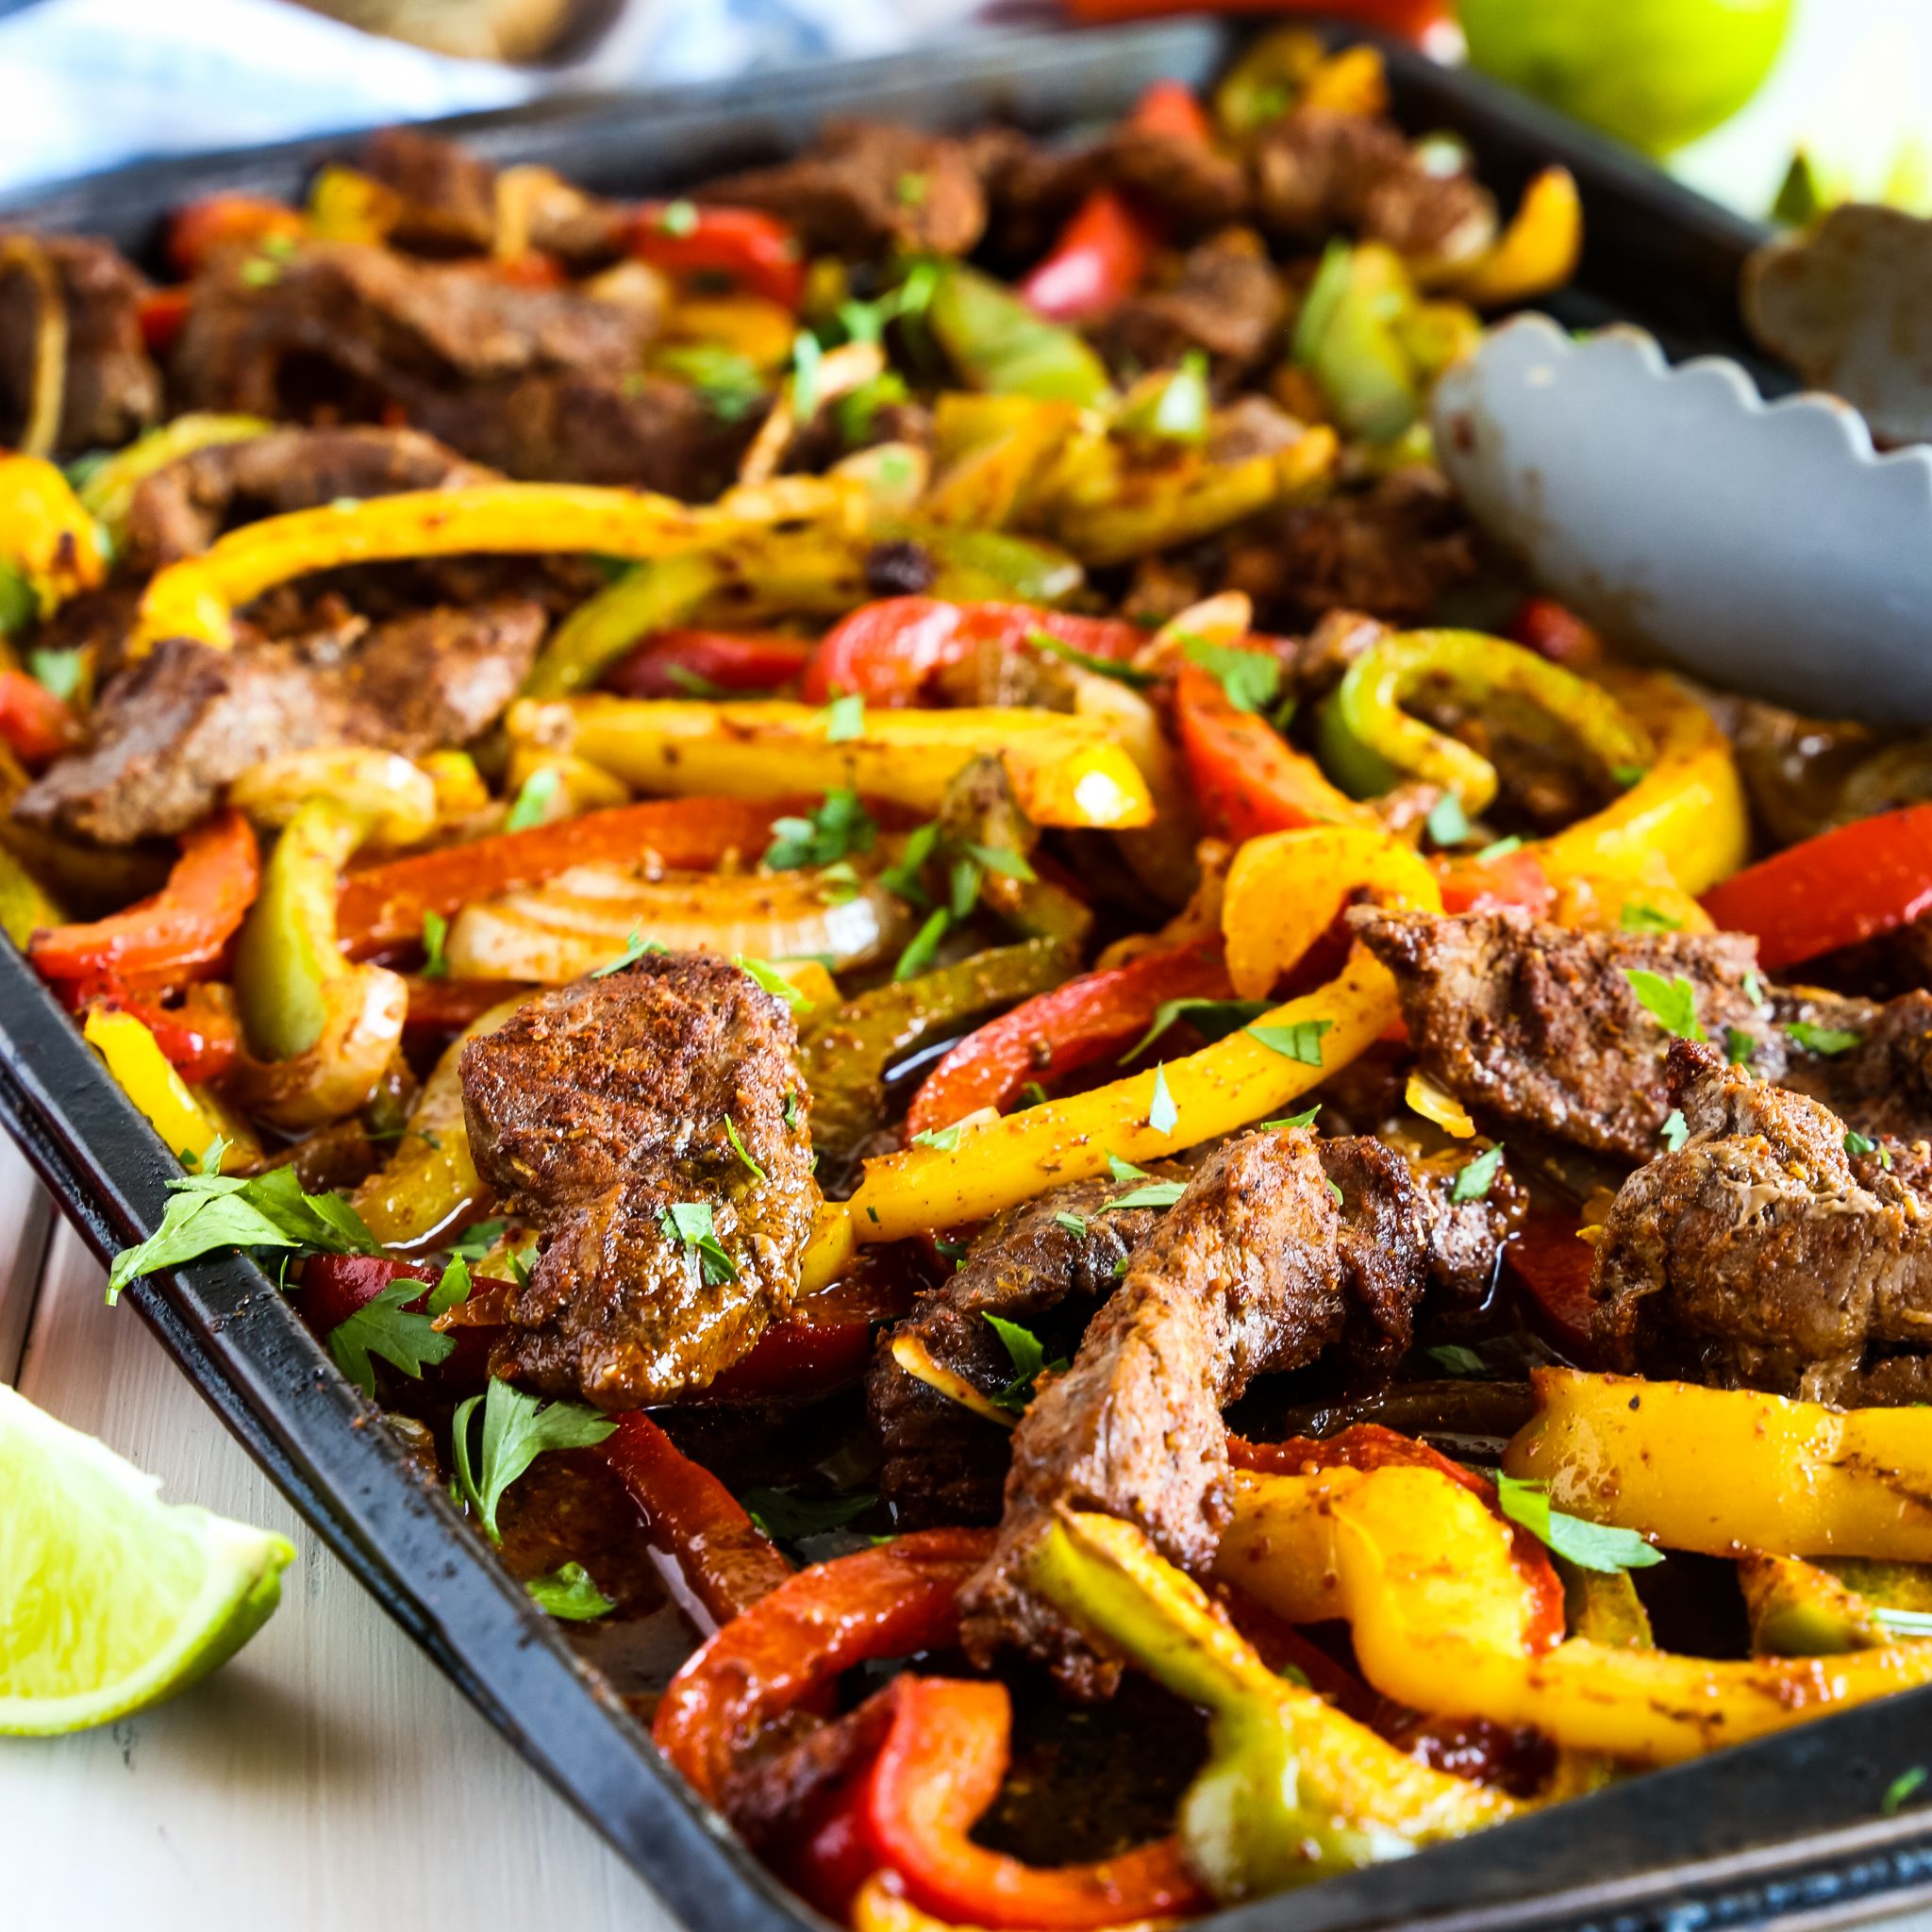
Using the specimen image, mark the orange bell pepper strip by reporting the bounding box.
[629,202,806,310]
[1173,662,1376,842]
[904,935,1230,1138]
[1128,78,1215,143]
[1501,1209,1599,1360]
[29,808,260,986]
[60,976,241,1085]
[653,1528,994,1807]
[1435,846,1557,918]
[1699,804,1932,973]
[841,824,1441,1240]
[604,1413,794,1628]
[336,795,796,959]
[803,598,1146,707]
[860,1674,1208,1929]
[0,669,80,767]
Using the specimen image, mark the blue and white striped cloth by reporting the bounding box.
[0,0,975,196]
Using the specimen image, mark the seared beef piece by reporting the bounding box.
[723,1683,901,1851]
[360,128,629,267]
[461,955,816,1407]
[1355,909,1789,1165]
[992,127,1248,257]
[1408,1145,1529,1306]
[959,1127,1445,1693]
[1226,469,1476,627]
[170,242,751,493]
[869,1175,1173,1529]
[1592,1041,1932,1404]
[702,121,988,259]
[121,425,491,573]
[1252,108,1493,262]
[1096,230,1285,381]
[0,232,159,456]
[16,598,541,844]
[1775,987,1932,1144]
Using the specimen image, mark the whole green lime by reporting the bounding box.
[1459,0,1795,156]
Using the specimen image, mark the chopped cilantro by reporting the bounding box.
[984,1312,1066,1413]
[1620,901,1682,933]
[1054,1211,1090,1239]
[451,1377,615,1542]
[447,1220,508,1262]
[420,908,450,980]
[1124,996,1270,1063]
[823,692,866,742]
[1883,1766,1929,1817]
[893,908,952,982]
[1424,793,1471,848]
[657,341,764,422]
[1724,1026,1756,1065]
[1024,626,1157,689]
[724,1116,766,1181]
[1450,1144,1505,1203]
[505,766,559,832]
[1624,968,1706,1042]
[1260,1105,1322,1130]
[591,926,666,978]
[742,1487,877,1541]
[783,1091,802,1132]
[1426,1343,1487,1377]
[1742,969,1766,1006]
[658,1201,737,1286]
[1246,1018,1333,1067]
[1844,1129,1892,1169]
[1015,1081,1051,1109]
[27,647,84,701]
[736,954,810,1011]
[764,787,876,870]
[1472,835,1524,863]
[1659,1108,1690,1151]
[1181,633,1281,715]
[910,1123,965,1152]
[791,330,824,418]
[1325,1177,1344,1208]
[657,199,699,236]
[326,1279,456,1398]
[1788,1020,1862,1057]
[1147,1062,1178,1136]
[1106,1180,1188,1211]
[1492,1471,1663,1574]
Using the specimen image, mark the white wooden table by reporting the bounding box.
[0,1140,672,1930]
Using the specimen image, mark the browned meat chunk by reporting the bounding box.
[170,242,752,494]
[1592,1041,1932,1404]
[959,1126,1479,1693]
[1355,909,1788,1164]
[0,231,160,455]
[1225,468,1476,627]
[461,956,816,1407]
[868,1174,1174,1530]
[1776,987,1932,1144]
[1096,230,1285,382]
[16,598,542,844]
[702,120,988,259]
[121,425,491,574]
[991,128,1248,256]
[1253,108,1493,263]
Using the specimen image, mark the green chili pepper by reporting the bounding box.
[926,263,1114,408]
[1316,627,1654,813]
[799,938,1071,1165]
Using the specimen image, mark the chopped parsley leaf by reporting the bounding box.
[1788,1019,1862,1057]
[452,1377,615,1542]
[1246,1018,1333,1067]
[1450,1144,1505,1203]
[1624,968,1706,1042]
[1492,1471,1662,1574]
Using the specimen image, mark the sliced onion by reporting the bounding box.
[0,237,69,460]
[446,862,909,984]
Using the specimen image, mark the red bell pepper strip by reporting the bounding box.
[701,1312,873,1402]
[138,287,193,356]
[860,1674,1208,1929]
[652,1528,993,1806]
[298,1254,500,1385]
[0,669,81,768]
[1127,78,1215,144]
[605,627,814,700]
[1503,1207,1602,1363]
[1230,1424,1564,1652]
[1174,661,1376,842]
[336,796,798,959]
[29,808,260,986]
[904,934,1230,1138]
[803,598,1146,707]
[60,977,241,1085]
[1699,804,1932,973]
[629,202,805,310]
[1021,190,1158,323]
[1510,596,1605,673]
[167,193,307,276]
[605,1412,794,1629]
[403,974,534,1036]
[1435,847,1557,919]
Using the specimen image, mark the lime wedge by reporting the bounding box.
[0,1384,294,1735]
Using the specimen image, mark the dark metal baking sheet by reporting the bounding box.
[1,17,1917,1929]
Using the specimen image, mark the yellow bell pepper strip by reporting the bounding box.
[1218,1460,1932,1765]
[83,1008,256,1174]
[844,833,1439,1239]
[0,455,108,623]
[924,395,1087,531]
[351,994,529,1249]
[925,262,1115,408]
[1029,1508,1516,1902]
[227,797,407,1132]
[1504,1368,1932,1563]
[511,695,1156,830]
[1221,826,1440,999]
[1317,628,1654,815]
[1531,670,1748,896]
[849,1872,1177,1932]
[1443,168,1583,309]
[0,236,67,459]
[74,412,273,542]
[226,748,440,851]
[130,479,854,656]
[523,550,724,699]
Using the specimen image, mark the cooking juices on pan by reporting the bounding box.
[9,27,1932,1925]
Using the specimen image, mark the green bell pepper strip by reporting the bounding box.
[233,796,367,1061]
[926,262,1115,408]
[1024,1508,1516,1904]
[523,549,724,699]
[1317,627,1655,815]
[1293,242,1419,446]
[799,937,1071,1166]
